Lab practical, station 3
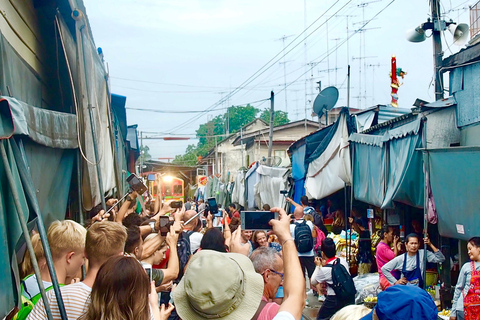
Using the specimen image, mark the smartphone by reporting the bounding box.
[126,173,148,195]
[170,200,183,209]
[241,211,278,230]
[159,216,170,236]
[142,262,153,282]
[207,197,219,215]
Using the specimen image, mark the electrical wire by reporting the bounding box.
[166,0,349,133]
[275,0,398,98]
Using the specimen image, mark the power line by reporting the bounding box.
[166,0,347,133]
[275,0,398,100]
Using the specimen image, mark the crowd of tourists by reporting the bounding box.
[14,190,480,320]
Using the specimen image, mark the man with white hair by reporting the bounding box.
[250,247,284,320]
[182,209,203,253]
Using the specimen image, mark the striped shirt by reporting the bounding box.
[27,281,157,320]
[27,282,91,320]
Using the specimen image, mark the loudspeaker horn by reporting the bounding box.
[406,26,426,43]
[448,23,469,46]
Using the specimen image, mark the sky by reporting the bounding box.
[82,0,472,161]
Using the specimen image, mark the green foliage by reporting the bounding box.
[173,104,289,166]
[139,145,151,162]
[260,109,290,127]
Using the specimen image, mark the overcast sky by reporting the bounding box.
[82,0,471,160]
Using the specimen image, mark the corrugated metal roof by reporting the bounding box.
[377,106,412,124]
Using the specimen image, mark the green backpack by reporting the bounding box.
[14,274,64,320]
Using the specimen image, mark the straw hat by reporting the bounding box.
[173,249,264,320]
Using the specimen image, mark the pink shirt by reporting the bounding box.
[376,242,399,279]
[257,296,280,320]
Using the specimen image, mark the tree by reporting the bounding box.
[173,105,289,166]
[139,145,151,163]
[260,109,290,127]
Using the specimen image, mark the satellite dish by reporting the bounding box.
[448,23,469,46]
[313,86,339,119]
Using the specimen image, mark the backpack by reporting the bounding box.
[325,258,356,304]
[15,275,64,320]
[175,230,193,283]
[294,220,313,253]
[314,225,326,252]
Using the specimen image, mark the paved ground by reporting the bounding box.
[302,290,322,320]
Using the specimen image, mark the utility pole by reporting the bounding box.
[431,0,444,100]
[240,127,244,168]
[267,91,274,166]
[140,131,143,177]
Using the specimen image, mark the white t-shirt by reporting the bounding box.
[312,257,350,296]
[289,219,314,257]
[272,311,295,320]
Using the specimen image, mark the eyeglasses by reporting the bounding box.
[269,269,284,279]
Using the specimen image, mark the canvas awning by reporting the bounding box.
[349,116,424,209]
[305,110,353,200]
[254,165,288,208]
[427,147,480,240]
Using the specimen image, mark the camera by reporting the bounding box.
[170,200,183,209]
[142,262,153,282]
[159,216,174,236]
[241,211,278,230]
[207,197,219,216]
[126,173,148,195]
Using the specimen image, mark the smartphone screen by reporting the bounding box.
[241,211,278,230]
[142,262,153,282]
[207,197,218,215]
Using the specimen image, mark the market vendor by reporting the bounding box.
[376,226,400,290]
[348,209,372,275]
[381,233,445,287]
[450,237,480,320]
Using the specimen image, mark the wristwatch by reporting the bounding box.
[126,195,133,201]
[149,221,156,233]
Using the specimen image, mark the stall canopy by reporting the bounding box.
[349,116,424,209]
[305,108,355,200]
[0,97,78,317]
[245,162,261,209]
[428,147,480,240]
[254,165,288,208]
[291,144,306,207]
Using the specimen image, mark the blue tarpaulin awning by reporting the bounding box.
[428,147,480,240]
[350,117,424,209]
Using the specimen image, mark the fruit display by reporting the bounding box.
[363,296,377,303]
[363,296,378,309]
[438,309,451,317]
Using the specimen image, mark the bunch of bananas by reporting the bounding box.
[364,296,378,303]
[438,309,451,317]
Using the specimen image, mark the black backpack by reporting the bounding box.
[294,220,314,253]
[175,230,193,282]
[325,258,356,304]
